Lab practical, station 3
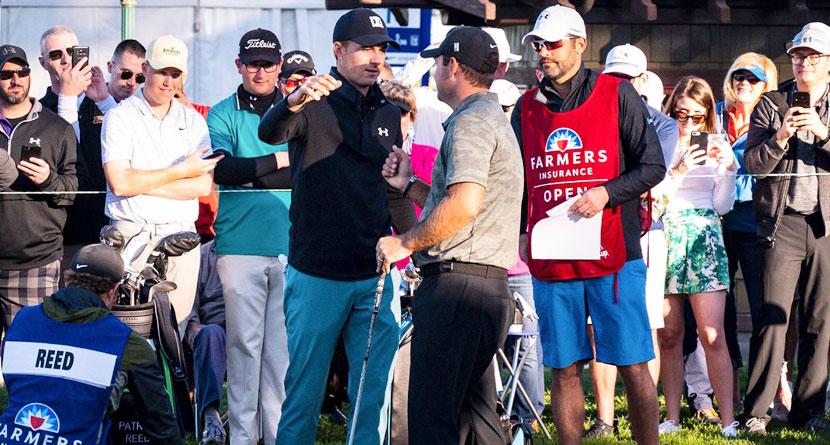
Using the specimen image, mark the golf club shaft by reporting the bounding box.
[347,271,386,445]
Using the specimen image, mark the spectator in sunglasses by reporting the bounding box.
[0,44,79,340]
[659,76,737,436]
[54,40,148,276]
[277,50,315,96]
[38,26,82,111]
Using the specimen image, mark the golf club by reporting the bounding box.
[347,270,387,445]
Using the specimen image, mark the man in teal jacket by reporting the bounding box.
[205,28,291,445]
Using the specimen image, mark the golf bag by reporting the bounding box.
[102,226,201,443]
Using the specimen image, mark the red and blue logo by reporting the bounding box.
[14,403,60,433]
[546,128,583,152]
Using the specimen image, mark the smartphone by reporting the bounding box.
[71,46,89,69]
[21,145,41,162]
[201,150,224,160]
[792,91,810,112]
[690,131,708,165]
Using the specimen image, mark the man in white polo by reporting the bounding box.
[101,35,221,330]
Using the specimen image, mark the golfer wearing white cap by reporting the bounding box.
[513,6,665,444]
[741,21,830,434]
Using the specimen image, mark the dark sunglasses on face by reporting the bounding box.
[674,110,707,125]
[732,72,762,84]
[607,72,635,81]
[119,69,145,84]
[531,38,574,52]
[47,47,72,61]
[279,77,307,89]
[0,67,31,81]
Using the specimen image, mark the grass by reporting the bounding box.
[3,365,830,444]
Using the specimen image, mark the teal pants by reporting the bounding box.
[275,265,400,445]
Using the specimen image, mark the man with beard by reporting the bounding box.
[512,6,665,445]
[0,44,79,336]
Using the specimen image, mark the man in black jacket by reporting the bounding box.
[512,6,664,444]
[259,8,402,445]
[0,44,78,334]
[1,243,180,445]
[741,22,830,434]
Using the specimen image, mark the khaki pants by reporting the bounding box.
[112,220,200,332]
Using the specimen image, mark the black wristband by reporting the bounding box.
[402,175,418,197]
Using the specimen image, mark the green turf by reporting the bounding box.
[3,364,830,444]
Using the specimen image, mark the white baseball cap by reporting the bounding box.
[490,79,521,107]
[603,44,647,77]
[522,5,586,46]
[147,35,188,75]
[642,71,665,111]
[482,27,522,63]
[788,22,830,55]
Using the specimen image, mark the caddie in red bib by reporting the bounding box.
[522,74,626,280]
[514,5,668,444]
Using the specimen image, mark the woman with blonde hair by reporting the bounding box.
[658,76,739,437]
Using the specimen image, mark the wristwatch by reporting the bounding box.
[403,174,418,197]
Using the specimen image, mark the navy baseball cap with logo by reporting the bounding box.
[280,50,316,79]
[239,28,281,65]
[332,8,401,50]
[420,26,499,74]
[70,243,124,282]
[0,45,28,68]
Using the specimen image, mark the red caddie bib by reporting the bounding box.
[521,74,626,280]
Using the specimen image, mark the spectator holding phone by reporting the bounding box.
[658,76,737,436]
[0,45,78,336]
[101,35,219,333]
[741,22,830,434]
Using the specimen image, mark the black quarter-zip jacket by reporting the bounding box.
[259,69,403,280]
[0,98,78,269]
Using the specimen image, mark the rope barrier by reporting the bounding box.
[0,172,828,195]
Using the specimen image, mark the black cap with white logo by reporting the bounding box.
[332,8,401,50]
[70,243,124,282]
[239,28,281,64]
[280,50,316,79]
[0,45,28,68]
[420,26,499,75]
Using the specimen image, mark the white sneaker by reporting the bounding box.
[658,419,681,434]
[722,421,740,438]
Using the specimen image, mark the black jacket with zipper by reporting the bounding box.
[745,85,830,243]
[0,98,79,269]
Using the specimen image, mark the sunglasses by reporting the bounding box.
[119,69,145,84]
[607,72,635,81]
[279,77,307,89]
[732,72,762,84]
[0,67,31,81]
[674,110,707,125]
[46,47,72,61]
[531,38,575,52]
[245,62,278,74]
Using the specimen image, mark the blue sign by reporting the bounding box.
[385,9,432,66]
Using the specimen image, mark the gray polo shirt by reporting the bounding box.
[787,86,828,214]
[416,92,523,270]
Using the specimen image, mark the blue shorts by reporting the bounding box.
[534,259,654,369]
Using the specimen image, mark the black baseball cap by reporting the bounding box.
[280,50,316,79]
[420,27,499,75]
[70,243,124,282]
[332,8,401,50]
[238,28,281,64]
[0,45,28,68]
